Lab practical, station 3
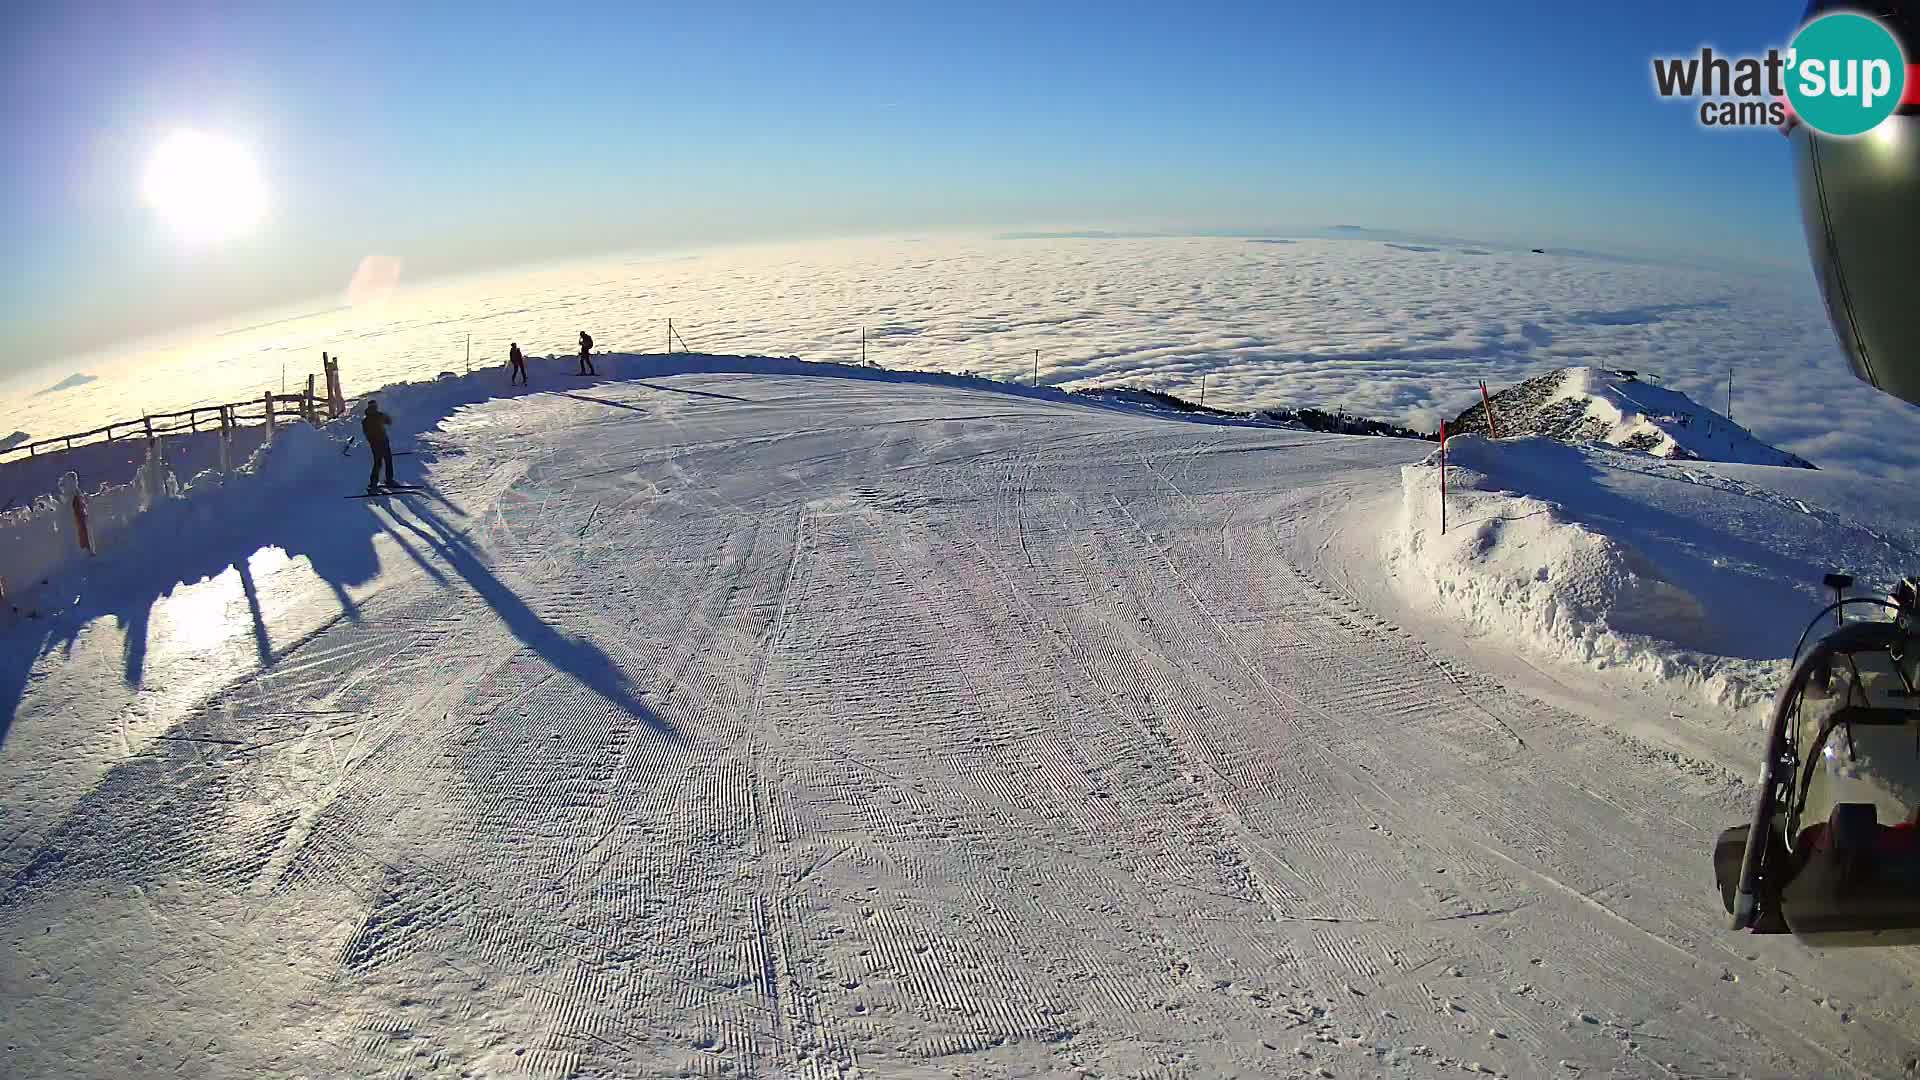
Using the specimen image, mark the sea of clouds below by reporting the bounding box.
[5,234,1918,482]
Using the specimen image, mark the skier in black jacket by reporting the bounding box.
[577,331,595,375]
[509,342,527,385]
[362,400,396,492]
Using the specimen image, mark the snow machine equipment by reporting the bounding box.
[1728,0,1920,947]
[1716,577,1920,946]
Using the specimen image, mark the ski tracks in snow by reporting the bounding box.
[2,375,1916,1079]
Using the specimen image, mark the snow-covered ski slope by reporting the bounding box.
[3,363,1917,1079]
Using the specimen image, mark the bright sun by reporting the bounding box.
[141,129,268,243]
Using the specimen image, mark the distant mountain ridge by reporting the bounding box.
[34,373,97,396]
[1449,366,1814,469]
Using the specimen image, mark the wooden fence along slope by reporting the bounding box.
[3,354,349,461]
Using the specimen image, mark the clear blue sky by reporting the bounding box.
[4,0,1813,362]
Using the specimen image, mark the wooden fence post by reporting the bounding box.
[305,374,318,423]
[326,357,346,417]
[1480,380,1499,438]
[72,493,93,555]
[264,391,277,439]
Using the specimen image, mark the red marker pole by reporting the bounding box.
[1439,420,1448,536]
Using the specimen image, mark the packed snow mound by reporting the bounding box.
[1449,367,1815,469]
[0,421,341,607]
[1387,434,1920,716]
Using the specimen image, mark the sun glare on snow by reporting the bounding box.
[141,129,269,244]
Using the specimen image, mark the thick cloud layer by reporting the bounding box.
[8,235,1917,479]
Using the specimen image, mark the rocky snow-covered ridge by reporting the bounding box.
[1448,366,1814,469]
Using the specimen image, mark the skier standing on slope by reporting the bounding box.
[509,342,528,386]
[362,400,396,493]
[577,330,595,376]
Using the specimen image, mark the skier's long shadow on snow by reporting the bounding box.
[372,497,676,740]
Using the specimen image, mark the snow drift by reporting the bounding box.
[1388,434,1920,716]
[0,440,191,604]
[0,426,271,510]
[1449,367,1815,469]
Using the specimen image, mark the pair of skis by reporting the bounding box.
[347,484,425,500]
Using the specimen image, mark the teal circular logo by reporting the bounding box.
[1788,13,1907,136]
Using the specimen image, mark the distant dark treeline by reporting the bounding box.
[1255,406,1434,441]
[1070,385,1432,441]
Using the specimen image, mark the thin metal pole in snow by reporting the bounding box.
[1728,367,1734,422]
[1200,373,1207,408]
[466,333,471,375]
[1439,421,1448,536]
[1032,349,1039,388]
[862,327,867,367]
